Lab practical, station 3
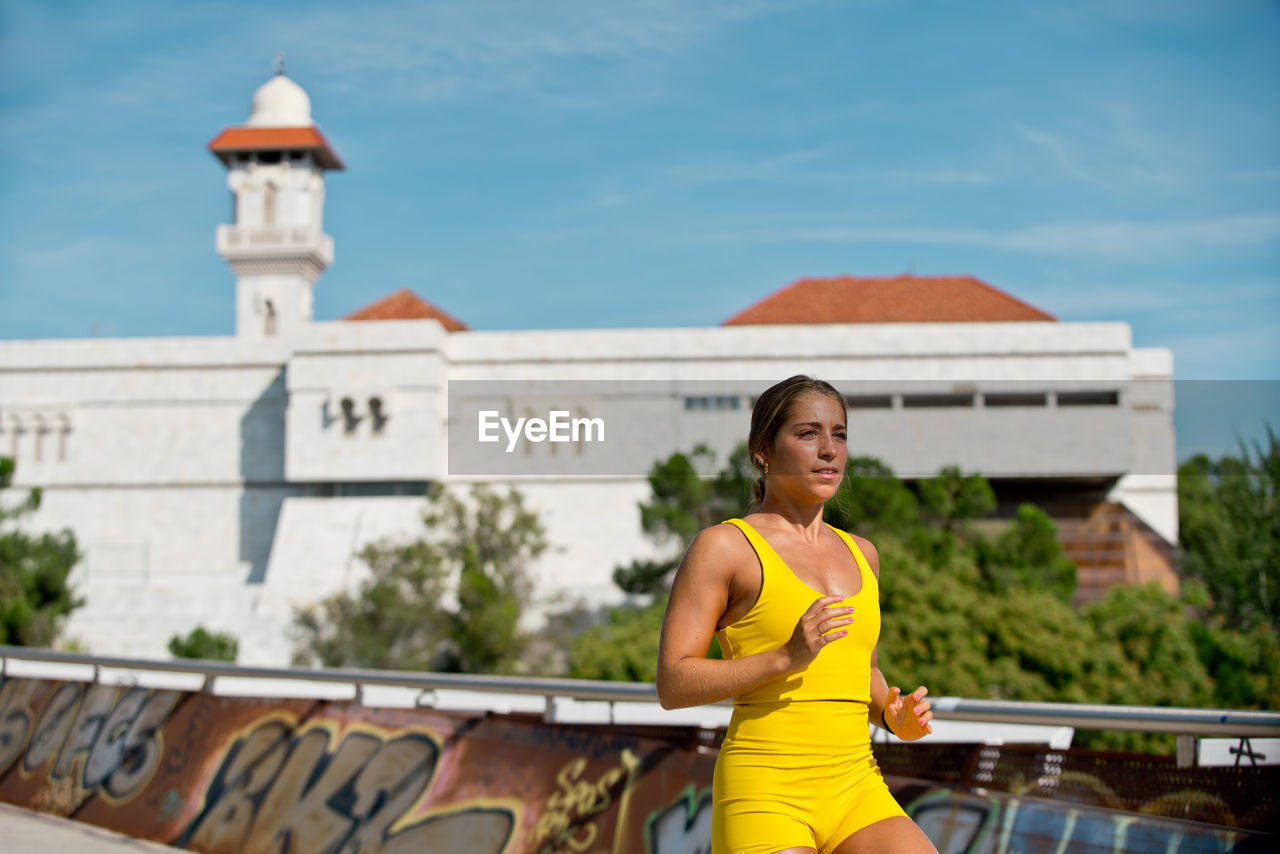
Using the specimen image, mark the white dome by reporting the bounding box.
[245,73,313,127]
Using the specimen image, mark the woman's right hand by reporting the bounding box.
[784,595,854,670]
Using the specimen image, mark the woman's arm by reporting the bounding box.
[859,535,933,740]
[655,525,854,710]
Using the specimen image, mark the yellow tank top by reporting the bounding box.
[716,518,879,705]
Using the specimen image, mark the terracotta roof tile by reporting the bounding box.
[207,126,345,170]
[723,275,1056,325]
[342,288,469,331]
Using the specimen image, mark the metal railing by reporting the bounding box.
[3,645,1277,766]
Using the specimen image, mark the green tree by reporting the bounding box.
[293,482,547,674]
[640,443,755,544]
[568,591,725,682]
[1083,584,1216,708]
[875,537,1119,706]
[1073,583,1224,753]
[1188,617,1280,711]
[169,626,239,662]
[1177,426,1279,630]
[568,445,750,677]
[613,443,754,597]
[0,456,82,646]
[826,457,920,541]
[875,538,1186,752]
[909,466,997,570]
[975,504,1078,602]
[570,598,668,682]
[916,466,997,531]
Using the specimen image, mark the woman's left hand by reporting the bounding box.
[884,685,933,740]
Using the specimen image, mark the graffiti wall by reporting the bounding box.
[0,676,1273,853]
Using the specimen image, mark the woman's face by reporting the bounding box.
[764,392,847,501]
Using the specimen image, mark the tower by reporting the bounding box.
[208,67,344,338]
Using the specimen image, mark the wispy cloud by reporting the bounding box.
[1015,124,1109,188]
[1013,100,1210,193]
[1099,100,1160,157]
[583,146,833,209]
[991,214,1280,255]
[274,0,805,104]
[1160,324,1280,380]
[526,211,1280,260]
[1,0,805,140]
[661,147,831,184]
[1037,277,1280,318]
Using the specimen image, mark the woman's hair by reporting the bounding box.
[747,375,846,509]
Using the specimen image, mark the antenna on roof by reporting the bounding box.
[274,53,285,76]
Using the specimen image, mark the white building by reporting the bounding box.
[0,73,1178,666]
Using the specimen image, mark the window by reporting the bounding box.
[984,392,1047,407]
[326,481,432,497]
[684,396,740,411]
[1057,390,1119,407]
[57,414,70,461]
[369,397,387,436]
[341,398,360,435]
[263,182,277,226]
[259,151,283,164]
[844,394,893,409]
[902,393,974,408]
[32,414,47,462]
[8,415,23,457]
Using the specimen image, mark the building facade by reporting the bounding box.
[0,74,1178,665]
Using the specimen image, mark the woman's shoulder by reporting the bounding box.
[689,519,753,553]
[827,525,880,577]
[678,521,755,576]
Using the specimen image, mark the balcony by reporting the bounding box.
[216,225,333,274]
[216,225,332,256]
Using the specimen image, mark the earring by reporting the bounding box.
[763,461,769,475]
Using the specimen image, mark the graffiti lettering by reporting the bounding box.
[0,677,39,774]
[101,687,182,798]
[182,719,291,849]
[908,790,1249,853]
[6,680,180,805]
[343,732,443,851]
[908,790,998,853]
[646,785,712,854]
[52,683,118,780]
[243,729,380,852]
[1,674,1271,854]
[534,750,639,854]
[23,682,82,773]
[180,718,514,854]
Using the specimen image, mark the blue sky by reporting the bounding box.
[1,1,1277,454]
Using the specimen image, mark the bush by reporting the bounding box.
[169,626,239,662]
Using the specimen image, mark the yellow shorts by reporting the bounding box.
[712,701,906,854]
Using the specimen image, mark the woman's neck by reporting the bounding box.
[753,492,826,538]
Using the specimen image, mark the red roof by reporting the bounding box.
[723,275,1056,325]
[342,289,469,332]
[207,126,345,170]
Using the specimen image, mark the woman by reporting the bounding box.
[656,375,937,854]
